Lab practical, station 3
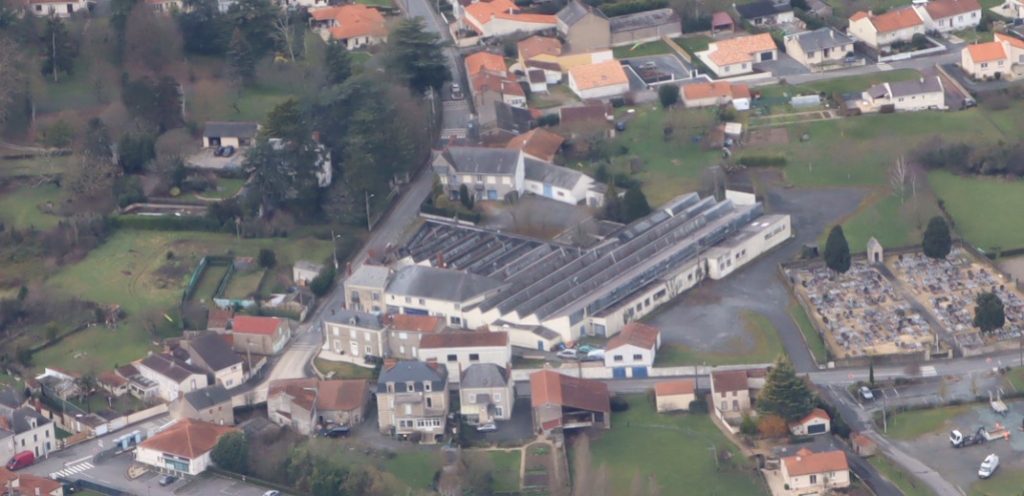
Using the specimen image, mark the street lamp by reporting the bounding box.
[365,191,375,232]
[330,230,342,270]
[303,386,319,436]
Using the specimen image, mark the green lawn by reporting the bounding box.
[788,303,827,365]
[586,395,766,495]
[383,450,442,490]
[1005,366,1024,391]
[0,155,72,178]
[223,267,265,299]
[613,40,673,59]
[824,190,942,253]
[355,0,391,6]
[488,450,522,493]
[970,466,1024,495]
[673,36,712,54]
[883,406,968,440]
[203,178,247,199]
[193,264,230,302]
[314,358,377,380]
[0,184,63,230]
[768,69,923,97]
[929,170,1024,250]
[869,456,933,496]
[653,310,783,366]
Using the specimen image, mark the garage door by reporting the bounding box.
[807,423,827,434]
[760,52,774,61]
[613,368,627,378]
[632,366,648,378]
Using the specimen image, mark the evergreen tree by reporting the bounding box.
[756,355,815,422]
[324,40,353,86]
[228,0,277,56]
[623,185,651,222]
[386,18,450,93]
[83,118,113,163]
[210,431,249,474]
[459,184,473,210]
[658,84,680,108]
[922,216,952,259]
[178,0,230,55]
[602,182,625,223]
[824,225,851,274]
[118,132,156,174]
[257,248,276,268]
[264,98,307,143]
[227,28,255,82]
[41,17,78,82]
[974,292,1005,333]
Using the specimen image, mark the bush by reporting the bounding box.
[538,114,560,127]
[420,201,482,224]
[682,15,712,33]
[309,266,337,297]
[737,155,786,167]
[740,414,757,435]
[689,398,708,414]
[257,248,277,268]
[658,84,680,108]
[610,97,625,108]
[610,396,630,412]
[600,0,668,17]
[112,215,237,233]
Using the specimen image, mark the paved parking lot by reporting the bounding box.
[466,398,535,443]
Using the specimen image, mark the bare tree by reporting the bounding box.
[124,2,183,74]
[0,37,25,125]
[273,10,297,63]
[889,156,907,204]
[64,154,117,199]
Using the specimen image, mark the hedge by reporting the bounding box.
[111,215,237,233]
[737,155,787,167]
[599,0,668,16]
[421,203,482,224]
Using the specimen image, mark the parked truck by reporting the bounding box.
[990,390,1008,416]
[951,426,1011,447]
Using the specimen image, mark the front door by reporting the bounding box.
[543,184,553,197]
[350,341,359,356]
[487,190,498,200]
[334,340,342,352]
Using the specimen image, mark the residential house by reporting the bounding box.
[0,468,64,496]
[284,0,328,8]
[530,370,610,435]
[0,406,56,460]
[682,81,752,109]
[698,33,777,76]
[848,9,924,50]
[231,316,291,355]
[460,0,557,38]
[171,385,234,426]
[376,361,449,443]
[654,380,695,412]
[387,314,446,360]
[864,76,945,111]
[97,371,129,397]
[914,0,981,32]
[556,0,611,50]
[711,11,735,33]
[710,368,764,421]
[466,52,509,77]
[558,102,613,129]
[783,28,856,71]
[148,0,182,14]
[735,0,794,25]
[1001,0,1024,18]
[268,378,371,434]
[523,158,594,205]
[432,147,526,202]
[609,8,682,47]
[27,0,89,16]
[293,261,325,285]
[527,69,551,93]
[136,419,238,476]
[780,448,851,494]
[789,408,831,436]
[471,72,527,108]
[136,353,209,402]
[487,101,536,145]
[506,128,565,162]
[567,61,629,99]
[116,364,159,400]
[344,263,391,313]
[604,322,661,371]
[323,309,387,360]
[460,363,515,424]
[207,308,234,332]
[201,122,260,149]
[181,332,245,389]
[518,36,564,86]
[310,5,389,49]
[418,331,511,382]
[851,434,878,457]
[961,32,1024,80]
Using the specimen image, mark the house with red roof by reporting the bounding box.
[459,0,557,38]
[779,448,850,494]
[789,407,831,436]
[961,32,1024,80]
[530,370,610,435]
[231,316,291,355]
[848,8,924,49]
[136,419,238,475]
[698,33,778,76]
[913,0,981,33]
[604,322,661,369]
[310,4,389,50]
[654,380,695,412]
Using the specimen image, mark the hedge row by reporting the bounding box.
[421,203,482,224]
[599,0,668,17]
[737,155,787,167]
[111,215,237,233]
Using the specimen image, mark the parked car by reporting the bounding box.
[5,451,33,470]
[214,147,224,157]
[263,491,281,496]
[556,349,579,360]
[158,475,176,486]
[451,83,463,99]
[364,355,381,365]
[859,386,874,401]
[586,349,605,360]
[324,426,351,438]
[639,61,656,70]
[476,423,497,432]
[222,145,236,157]
[979,454,999,478]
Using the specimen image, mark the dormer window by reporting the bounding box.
[406,381,415,392]
[424,382,432,392]
[387,383,395,393]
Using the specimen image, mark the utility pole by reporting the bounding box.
[365,191,375,231]
[331,229,338,270]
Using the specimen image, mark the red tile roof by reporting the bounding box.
[0,468,62,496]
[466,52,508,76]
[98,371,127,388]
[794,407,830,425]
[707,33,777,66]
[683,81,732,100]
[506,128,565,162]
[606,322,660,351]
[419,331,509,349]
[232,316,282,335]
[388,314,443,332]
[139,419,238,459]
[654,380,695,396]
[712,369,749,393]
[965,41,1006,63]
[323,4,388,41]
[782,449,849,477]
[207,309,234,330]
[530,370,610,413]
[568,61,628,90]
[996,32,1024,50]
[518,36,562,61]
[471,72,525,97]
[855,8,923,33]
[925,0,981,20]
[852,433,877,447]
[270,378,369,412]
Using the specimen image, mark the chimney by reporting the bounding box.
[346,262,353,276]
[34,399,41,414]
[35,486,41,496]
[384,358,398,371]
[437,252,445,268]
[426,358,440,370]
[920,77,924,83]
[830,29,835,39]
[0,416,8,430]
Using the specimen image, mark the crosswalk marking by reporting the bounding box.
[441,128,467,138]
[920,365,937,377]
[442,100,467,108]
[50,461,93,479]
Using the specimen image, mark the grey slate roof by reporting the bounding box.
[140,354,206,383]
[735,0,792,19]
[183,385,232,410]
[436,147,522,176]
[0,388,24,409]
[202,122,260,139]
[189,332,243,372]
[461,363,509,389]
[557,0,606,26]
[609,8,680,33]
[11,407,49,434]
[347,264,391,289]
[868,76,942,99]
[495,102,535,135]
[387,266,505,302]
[377,361,448,393]
[325,309,384,330]
[524,158,588,190]
[789,28,853,53]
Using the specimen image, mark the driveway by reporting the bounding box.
[464,398,535,443]
[754,52,811,77]
[621,54,695,83]
[645,186,866,373]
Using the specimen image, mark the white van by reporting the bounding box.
[979,454,999,478]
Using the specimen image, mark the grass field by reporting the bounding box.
[356,0,391,6]
[382,450,442,490]
[193,264,230,302]
[314,358,376,380]
[970,466,1024,495]
[222,267,265,299]
[613,40,673,59]
[654,311,783,366]
[673,36,712,54]
[869,456,933,496]
[883,406,968,440]
[761,70,922,98]
[586,395,767,495]
[929,171,1024,250]
[0,184,63,230]
[788,303,827,364]
[0,155,73,178]
[203,178,247,199]
[488,450,522,493]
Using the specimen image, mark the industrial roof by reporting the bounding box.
[386,265,505,302]
[609,8,680,32]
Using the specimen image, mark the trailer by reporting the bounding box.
[990,390,1008,416]
[981,425,1011,442]
[951,428,987,448]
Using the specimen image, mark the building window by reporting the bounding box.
[332,328,339,337]
[644,298,650,307]
[447,354,457,362]
[418,298,425,305]
[451,316,462,326]
[387,383,394,392]
[732,400,739,411]
[372,292,380,301]
[469,394,476,403]
[469,353,480,361]
[426,397,433,408]
[350,329,357,338]
[633,354,642,361]
[496,406,504,417]
[399,332,409,340]
[365,345,372,354]
[494,393,501,402]
[810,475,818,484]
[425,382,432,392]
[405,297,412,303]
[614,355,623,362]
[654,290,666,300]
[720,401,727,411]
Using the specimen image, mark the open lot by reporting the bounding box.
[654,310,783,366]
[584,395,766,495]
[929,170,1024,251]
[0,184,63,230]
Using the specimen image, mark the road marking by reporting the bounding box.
[50,461,94,479]
[892,389,900,398]
[920,365,937,377]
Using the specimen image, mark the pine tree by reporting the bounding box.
[42,16,78,82]
[623,185,651,222]
[756,355,815,422]
[386,18,450,92]
[974,292,1005,333]
[603,182,625,223]
[324,40,353,86]
[922,216,952,259]
[227,28,255,82]
[824,225,851,274]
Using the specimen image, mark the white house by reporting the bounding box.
[654,380,695,412]
[780,448,851,494]
[385,265,507,327]
[136,419,238,476]
[460,0,557,38]
[789,408,831,436]
[567,61,630,100]
[848,8,924,49]
[698,33,778,76]
[27,0,89,17]
[864,76,946,111]
[604,322,661,370]
[310,4,389,49]
[913,0,981,33]
[523,159,594,205]
[417,332,511,383]
[961,32,1024,80]
[136,354,209,402]
[201,122,260,149]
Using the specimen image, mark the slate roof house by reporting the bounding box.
[433,147,526,202]
[557,0,611,50]
[181,332,245,389]
[323,309,387,360]
[864,76,945,111]
[530,370,610,435]
[460,363,515,424]
[385,265,506,327]
[376,361,450,443]
[136,353,209,402]
[171,385,234,426]
[735,0,794,25]
[783,28,856,71]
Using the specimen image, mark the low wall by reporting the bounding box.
[509,363,771,382]
[877,40,946,63]
[124,404,168,425]
[419,212,477,226]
